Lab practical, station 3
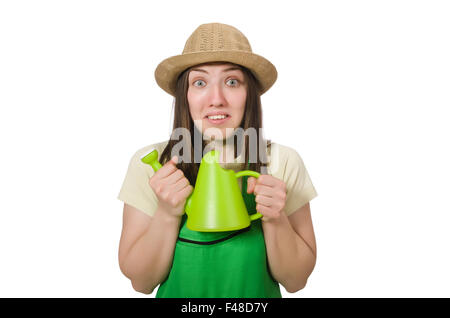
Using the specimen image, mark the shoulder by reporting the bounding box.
[268,142,305,176]
[269,142,302,159]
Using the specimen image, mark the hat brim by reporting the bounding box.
[154,51,277,97]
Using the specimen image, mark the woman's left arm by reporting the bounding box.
[247,175,317,293]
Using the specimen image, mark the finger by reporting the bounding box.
[156,156,179,178]
[170,156,178,165]
[255,204,272,217]
[164,169,185,185]
[253,184,275,197]
[180,184,194,199]
[255,193,272,207]
[247,177,257,194]
[172,177,191,192]
[256,204,280,221]
[256,175,278,187]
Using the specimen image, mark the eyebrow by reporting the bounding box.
[190,67,242,74]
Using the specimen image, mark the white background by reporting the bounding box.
[1,0,449,297]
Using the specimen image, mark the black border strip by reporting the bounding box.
[0,298,446,314]
[178,226,251,245]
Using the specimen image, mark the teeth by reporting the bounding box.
[208,115,227,120]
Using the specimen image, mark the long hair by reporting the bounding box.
[159,61,271,186]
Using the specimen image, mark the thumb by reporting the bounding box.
[247,177,257,194]
[170,156,178,165]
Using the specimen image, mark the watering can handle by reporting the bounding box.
[235,170,263,221]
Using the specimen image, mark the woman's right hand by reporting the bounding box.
[148,156,193,218]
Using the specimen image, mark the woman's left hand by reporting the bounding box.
[247,175,287,222]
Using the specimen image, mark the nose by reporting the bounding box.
[208,82,226,107]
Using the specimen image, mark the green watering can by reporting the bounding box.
[141,149,262,232]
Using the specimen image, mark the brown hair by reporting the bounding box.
[159,61,271,186]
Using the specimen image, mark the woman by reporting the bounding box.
[117,23,318,297]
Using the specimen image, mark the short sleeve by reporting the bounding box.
[269,144,318,216]
[117,149,159,217]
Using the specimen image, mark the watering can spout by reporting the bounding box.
[140,148,162,171]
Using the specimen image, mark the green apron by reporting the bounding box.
[156,175,282,298]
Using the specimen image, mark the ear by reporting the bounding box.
[247,177,257,194]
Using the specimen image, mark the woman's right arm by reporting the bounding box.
[118,156,192,294]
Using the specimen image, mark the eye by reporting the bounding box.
[193,79,206,87]
[227,79,239,87]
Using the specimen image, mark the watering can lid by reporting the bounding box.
[203,149,250,169]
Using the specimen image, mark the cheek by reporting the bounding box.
[187,91,203,120]
[230,91,246,118]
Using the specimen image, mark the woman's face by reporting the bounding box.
[187,63,247,140]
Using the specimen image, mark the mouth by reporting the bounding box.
[204,113,231,125]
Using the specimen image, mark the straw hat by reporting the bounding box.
[154,23,277,97]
